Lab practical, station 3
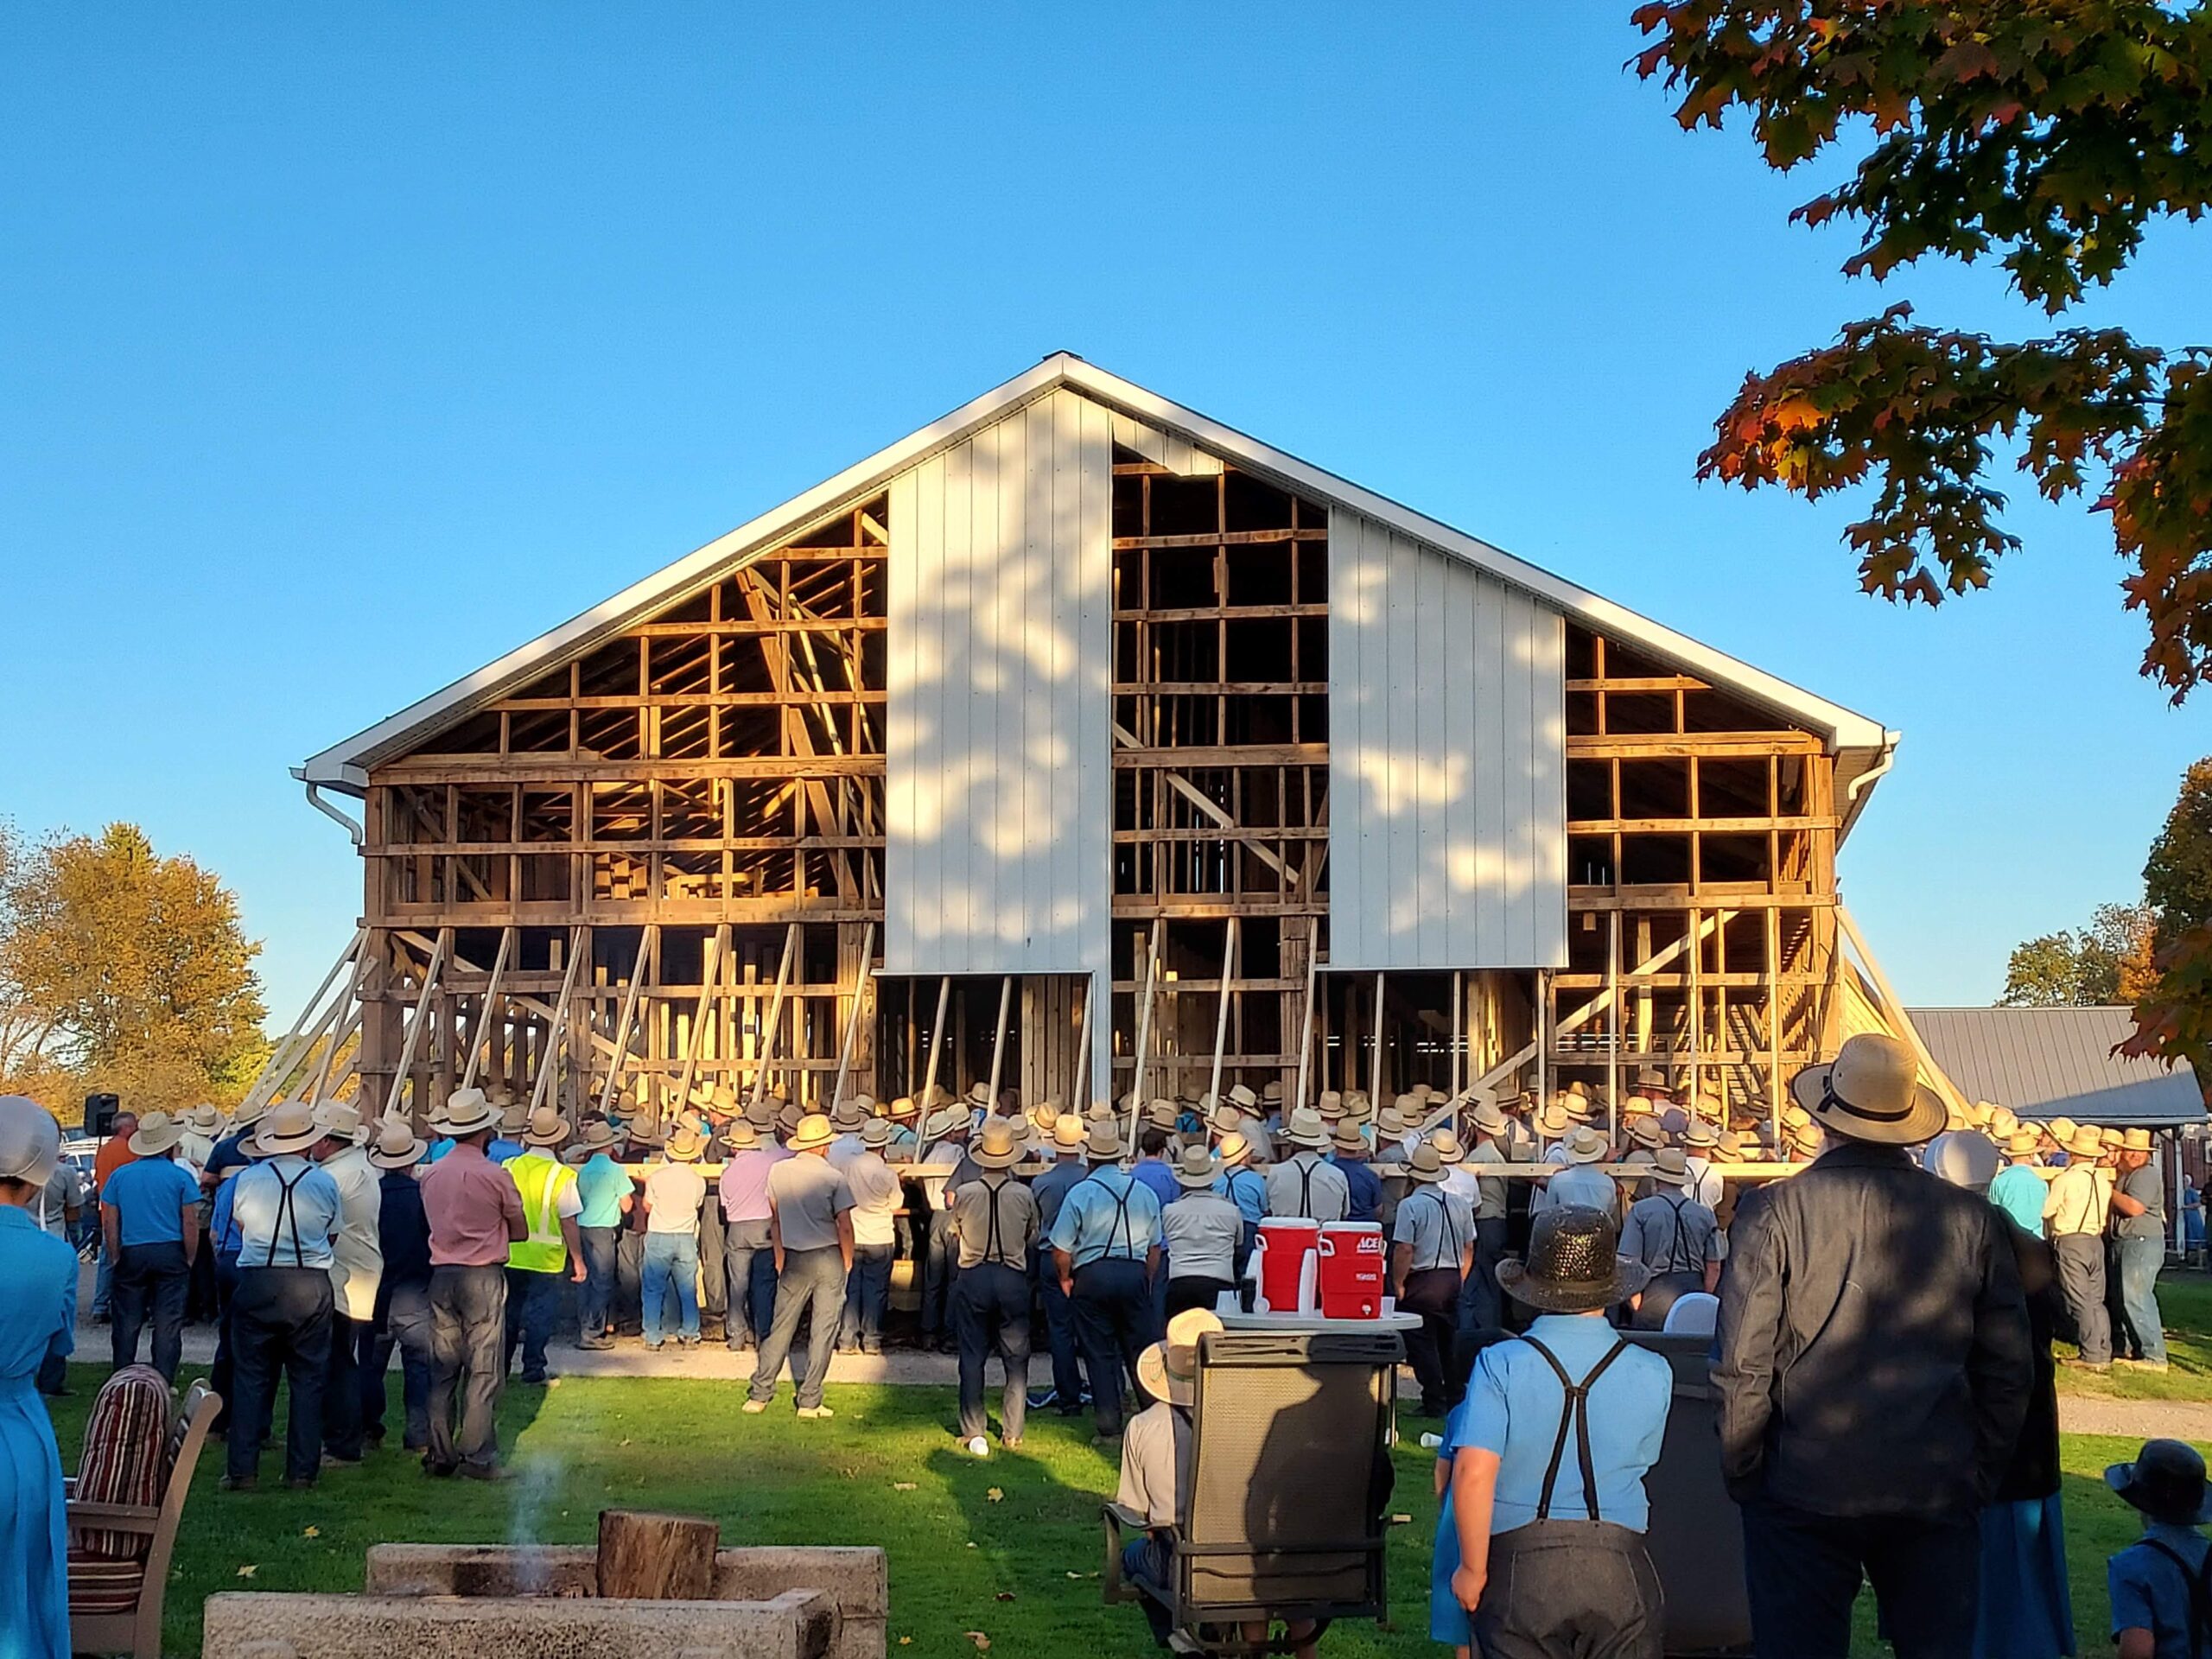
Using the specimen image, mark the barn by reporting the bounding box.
[271,354,1901,1137]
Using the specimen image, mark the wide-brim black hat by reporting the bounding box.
[1496,1204,1650,1313]
[2107,1440,2212,1525]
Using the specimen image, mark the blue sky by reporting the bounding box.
[3,5,2206,1023]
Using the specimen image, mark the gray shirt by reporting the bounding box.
[1620,1192,1721,1275]
[1263,1152,1351,1223]
[950,1174,1039,1269]
[1392,1185,1475,1273]
[2115,1163,2167,1241]
[767,1154,854,1252]
[1466,1139,1509,1220]
[1160,1192,1243,1283]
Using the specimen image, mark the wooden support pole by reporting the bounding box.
[1370,970,1385,1104]
[306,1000,365,1109]
[1130,923,1160,1113]
[460,925,515,1091]
[1688,905,1704,1109]
[1292,944,1320,1116]
[676,925,729,1116]
[1073,969,1096,1114]
[381,928,451,1122]
[598,926,657,1118]
[741,922,796,1109]
[1765,906,1783,1140]
[1606,911,1622,1140]
[528,927,586,1115]
[984,974,1014,1111]
[920,975,952,1109]
[1208,918,1238,1108]
[1451,969,1465,1099]
[1836,904,1970,1115]
[242,926,366,1114]
[1535,968,1551,1115]
[830,922,876,1108]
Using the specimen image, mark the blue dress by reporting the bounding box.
[0,1203,78,1659]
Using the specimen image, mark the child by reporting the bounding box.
[1430,1205,1673,1658]
[2107,1439,2212,1659]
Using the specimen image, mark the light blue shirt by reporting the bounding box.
[1213,1166,1268,1225]
[574,1154,633,1229]
[1444,1313,1671,1534]
[100,1156,201,1246]
[1989,1165,2048,1234]
[228,1155,343,1269]
[1049,1166,1163,1268]
[1541,1165,1620,1217]
[2109,1522,2212,1659]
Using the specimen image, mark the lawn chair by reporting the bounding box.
[66,1373,221,1659]
[1104,1328,1402,1656]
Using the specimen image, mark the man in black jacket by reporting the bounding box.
[1714,1032,2032,1659]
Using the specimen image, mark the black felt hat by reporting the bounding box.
[1496,1205,1650,1313]
[2107,1440,2212,1525]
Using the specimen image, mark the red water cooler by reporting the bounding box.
[1252,1219,1320,1313]
[1316,1222,1387,1319]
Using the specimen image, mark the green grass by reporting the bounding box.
[48,1367,2170,1658]
[2051,1269,2212,1402]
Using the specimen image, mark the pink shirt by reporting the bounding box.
[719,1145,795,1224]
[419,1141,524,1267]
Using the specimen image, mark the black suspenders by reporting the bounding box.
[2143,1540,2212,1658]
[1421,1188,1464,1269]
[980,1176,1014,1266]
[260,1165,310,1268]
[1519,1335,1631,1522]
[1077,1173,1136,1257]
[1663,1196,1692,1274]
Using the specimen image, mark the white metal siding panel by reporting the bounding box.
[886,388,1113,984]
[1328,510,1567,970]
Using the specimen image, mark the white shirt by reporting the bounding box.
[644,1163,708,1233]
[1160,1192,1242,1284]
[1683,1154,1723,1211]
[321,1145,384,1319]
[843,1149,902,1249]
[1116,1401,1190,1529]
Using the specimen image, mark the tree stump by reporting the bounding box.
[595,1509,720,1600]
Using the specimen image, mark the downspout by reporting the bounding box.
[291,767,364,846]
[1844,732,1902,805]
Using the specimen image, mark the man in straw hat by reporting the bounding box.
[364,1117,433,1452]
[1392,1141,1476,1419]
[309,1101,384,1465]
[1986,1126,2049,1235]
[1714,1033,2031,1657]
[98,1109,203,1381]
[565,1120,631,1351]
[1460,1099,1515,1335]
[745,1112,854,1419]
[417,1087,529,1479]
[914,1100,973,1354]
[1211,1129,1267,1283]
[1116,1309,1227,1649]
[1537,1126,1620,1220]
[499,1106,586,1386]
[1050,1117,1165,1440]
[1160,1144,1241,1319]
[1026,1113,1093,1416]
[837,1116,902,1356]
[1618,1148,1722,1331]
[1326,1116,1382,1225]
[2046,1120,2116,1373]
[1433,1206,1671,1658]
[639,1122,709,1351]
[221,1099,346,1491]
[2108,1126,2171,1371]
[947,1117,1040,1453]
[1263,1106,1351,1222]
[718,1110,793,1354]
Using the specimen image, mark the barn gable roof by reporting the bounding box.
[299,353,1897,817]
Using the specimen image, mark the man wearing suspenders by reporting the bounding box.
[1433,1205,1674,1657]
[948,1117,1039,1456]
[220,1100,345,1491]
[1262,1107,1351,1222]
[1390,1142,1476,1420]
[1618,1147,1722,1331]
[1050,1119,1164,1440]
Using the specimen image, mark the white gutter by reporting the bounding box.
[292,768,364,845]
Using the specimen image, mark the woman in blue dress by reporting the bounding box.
[1,1095,78,1659]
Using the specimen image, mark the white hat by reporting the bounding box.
[519,1106,571,1148]
[128,1110,188,1156]
[1561,1126,1611,1165]
[1278,1107,1330,1149]
[1136,1309,1223,1408]
[0,1096,61,1187]
[437,1087,501,1138]
[312,1101,370,1147]
[787,1113,836,1153]
[367,1118,429,1171]
[252,1099,327,1157]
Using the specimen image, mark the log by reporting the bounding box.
[596,1509,720,1600]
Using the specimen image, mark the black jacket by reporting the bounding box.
[1713,1141,2032,1519]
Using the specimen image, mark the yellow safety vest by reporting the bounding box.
[507,1154,576,1274]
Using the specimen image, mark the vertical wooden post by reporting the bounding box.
[460,926,515,1091]
[1766,905,1783,1140]
[381,928,451,1122]
[920,975,952,1109]
[1293,944,1320,1116]
[1451,969,1464,1098]
[1369,970,1385,1104]
[529,927,586,1114]
[1072,970,1096,1114]
[1207,918,1238,1108]
[1688,906,1704,1111]
[1535,968,1550,1114]
[1606,912,1622,1141]
[597,926,656,1119]
[742,922,795,1110]
[985,974,1014,1110]
[674,924,728,1116]
[830,922,876,1108]
[1130,924,1160,1112]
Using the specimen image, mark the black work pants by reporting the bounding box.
[1739,1497,1979,1659]
[1401,1266,1464,1415]
[227,1266,334,1485]
[1474,1518,1662,1659]
[322,1311,367,1459]
[953,1261,1032,1444]
[208,1254,242,1429]
[2053,1232,2110,1365]
[1071,1257,1160,1435]
[111,1240,191,1380]
[1034,1245,1085,1405]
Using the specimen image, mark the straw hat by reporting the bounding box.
[1375,1106,1409,1140]
[1468,1099,1509,1138]
[1560,1126,1611,1165]
[2101,1126,2126,1151]
[1780,1102,1813,1131]
[1987,1105,2020,1141]
[312,1101,370,1147]
[971,1116,1026,1170]
[861,1117,893,1150]
[2005,1128,2041,1158]
[830,1097,870,1131]
[1173,1144,1220,1188]
[785,1112,835,1154]
[127,1110,188,1157]
[1789,1033,1945,1147]
[1216,1131,1253,1169]
[1144,1099,1179,1131]
[1402,1142,1448,1185]
[439,1087,500,1138]
[1329,1122,1369,1157]
[1644,1147,1692,1187]
[1317,1089,1345,1122]
[1497,1206,1649,1313]
[1715,1128,1745,1160]
[1622,1094,1656,1122]
[1557,1083,1595,1121]
[230,1093,274,1128]
[1046,1114,1086,1154]
[922,1104,970,1141]
[1083,1121,1124,1161]
[658,1126,705,1162]
[367,1118,429,1171]
[1342,1090,1373,1122]
[888,1095,919,1122]
[497,1098,532,1135]
[562,1119,620,1163]
[1262,1081,1283,1105]
[519,1106,570,1148]
[1278,1106,1329,1149]
[2067,1125,2107,1160]
[2121,1127,2156,1154]
[1029,1102,1061,1137]
[777,1099,805,1135]
[1427,1129,1465,1165]
[721,1118,761,1152]
[744,1096,779,1132]
[252,1099,327,1157]
[1682,1118,1719,1150]
[0,1096,61,1186]
[1206,1103,1243,1137]
[183,1102,226,1134]
[1535,1100,1574,1138]
[1635,1066,1669,1091]
[1226,1084,1258,1111]
[1626,1116,1669,1150]
[2048,1116,2079,1144]
[1136,1310,1223,1408]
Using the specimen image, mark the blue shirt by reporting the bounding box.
[203,1128,255,1182]
[1331,1154,1382,1224]
[100,1156,201,1246]
[228,1155,343,1269]
[1049,1166,1163,1267]
[1030,1160,1087,1243]
[1131,1159,1180,1211]
[574,1154,632,1229]
[211,1173,247,1259]
[2111,1523,2212,1658]
[1444,1313,1671,1534]
[1989,1165,2048,1234]
[1214,1166,1268,1226]
[487,1136,524,1165]
[377,1170,434,1294]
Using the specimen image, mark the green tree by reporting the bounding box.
[2145,758,2212,929]
[1999,900,2156,1004]
[1630,2,2212,695]
[0,821,269,1114]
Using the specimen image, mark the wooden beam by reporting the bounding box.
[597,926,658,1118]
[459,926,515,1090]
[381,928,450,1121]
[528,927,586,1115]
[830,922,875,1107]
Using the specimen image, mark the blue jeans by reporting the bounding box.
[579,1226,620,1339]
[841,1243,893,1351]
[367,1280,434,1449]
[721,1218,778,1349]
[1122,1535,1176,1647]
[2115,1234,2169,1363]
[641,1231,700,1346]
[504,1268,563,1379]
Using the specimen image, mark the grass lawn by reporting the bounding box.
[49,1367,2164,1658]
[2051,1268,2212,1402]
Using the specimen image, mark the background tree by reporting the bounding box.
[0,820,269,1117]
[2131,760,2212,1069]
[1999,900,2157,1005]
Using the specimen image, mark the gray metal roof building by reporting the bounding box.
[1908,1006,2208,1127]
